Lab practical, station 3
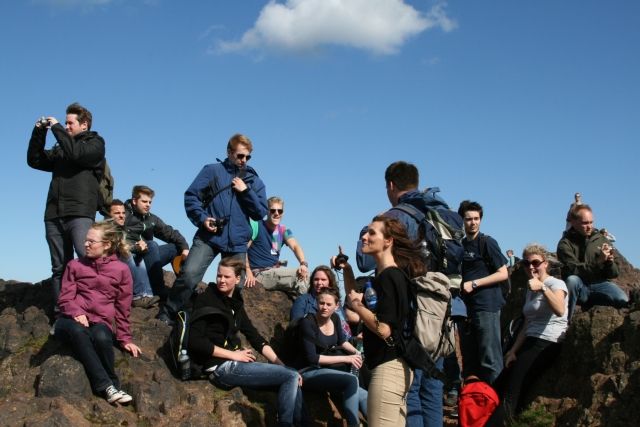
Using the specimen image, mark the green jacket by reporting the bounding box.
[557,228,619,284]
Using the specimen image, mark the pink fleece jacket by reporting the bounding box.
[58,254,134,346]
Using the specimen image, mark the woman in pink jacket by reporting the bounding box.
[55,220,141,404]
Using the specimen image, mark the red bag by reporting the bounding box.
[459,377,499,427]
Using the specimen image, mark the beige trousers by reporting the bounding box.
[367,358,413,427]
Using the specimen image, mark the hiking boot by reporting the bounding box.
[133,296,161,309]
[156,311,175,327]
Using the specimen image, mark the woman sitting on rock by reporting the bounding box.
[343,216,425,426]
[55,220,141,405]
[487,243,568,426]
[294,287,368,427]
[188,257,304,427]
[290,265,355,338]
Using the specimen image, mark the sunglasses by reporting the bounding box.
[236,153,252,161]
[522,259,545,268]
[270,209,283,215]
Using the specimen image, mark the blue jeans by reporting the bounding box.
[406,358,444,427]
[45,217,94,307]
[162,236,245,316]
[142,240,178,298]
[54,317,119,393]
[566,275,629,319]
[126,254,153,298]
[460,310,503,384]
[301,368,367,426]
[211,361,303,426]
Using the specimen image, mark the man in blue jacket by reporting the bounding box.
[157,134,267,325]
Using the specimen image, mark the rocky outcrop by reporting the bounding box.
[0,250,638,426]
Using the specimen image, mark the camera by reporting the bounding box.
[37,117,50,127]
[209,218,228,236]
[333,252,349,271]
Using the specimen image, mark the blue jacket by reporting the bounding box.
[184,159,267,253]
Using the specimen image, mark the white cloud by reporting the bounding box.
[215,0,457,55]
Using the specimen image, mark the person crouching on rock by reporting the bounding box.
[54,220,141,405]
[188,257,304,427]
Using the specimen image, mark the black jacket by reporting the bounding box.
[123,200,189,255]
[27,124,105,220]
[557,228,619,284]
[188,286,268,368]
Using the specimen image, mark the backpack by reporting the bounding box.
[477,233,511,298]
[459,377,500,427]
[169,306,233,380]
[397,272,455,379]
[391,187,465,288]
[94,159,114,216]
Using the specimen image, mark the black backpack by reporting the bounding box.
[390,188,465,288]
[169,306,232,380]
[94,159,114,217]
[477,233,511,298]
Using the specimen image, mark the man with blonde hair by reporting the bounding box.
[245,196,309,296]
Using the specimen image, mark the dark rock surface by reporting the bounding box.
[0,251,638,426]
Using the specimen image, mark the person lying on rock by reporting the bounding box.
[292,287,368,427]
[188,257,304,427]
[54,220,141,405]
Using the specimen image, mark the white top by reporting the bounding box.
[523,276,569,343]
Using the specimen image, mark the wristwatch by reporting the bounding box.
[471,280,479,290]
[300,261,308,267]
[541,284,548,293]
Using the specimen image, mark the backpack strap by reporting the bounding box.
[250,219,259,241]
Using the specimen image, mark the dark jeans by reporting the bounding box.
[301,368,367,426]
[406,358,444,427]
[54,317,119,393]
[460,310,503,384]
[211,360,303,427]
[162,236,245,317]
[142,240,178,299]
[486,337,561,426]
[45,217,94,307]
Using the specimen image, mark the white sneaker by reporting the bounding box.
[104,385,124,403]
[104,385,132,404]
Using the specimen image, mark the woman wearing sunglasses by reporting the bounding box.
[487,244,568,426]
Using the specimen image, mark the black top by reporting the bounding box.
[27,124,105,219]
[188,286,268,368]
[363,266,411,370]
[297,313,346,368]
[123,199,189,254]
[461,233,507,312]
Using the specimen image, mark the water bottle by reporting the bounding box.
[364,280,377,310]
[350,339,364,377]
[178,349,191,381]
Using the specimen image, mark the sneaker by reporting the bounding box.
[133,296,161,309]
[146,295,161,308]
[444,390,458,407]
[116,389,133,404]
[104,385,125,404]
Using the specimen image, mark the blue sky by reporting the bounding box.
[1,0,638,284]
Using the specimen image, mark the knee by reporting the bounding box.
[565,275,582,292]
[91,325,114,347]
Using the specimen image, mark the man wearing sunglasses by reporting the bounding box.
[457,200,509,386]
[157,134,267,325]
[557,204,628,319]
[245,196,309,296]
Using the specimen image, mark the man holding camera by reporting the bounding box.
[157,134,267,325]
[27,103,105,310]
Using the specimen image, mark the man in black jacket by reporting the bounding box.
[124,185,189,306]
[27,103,105,309]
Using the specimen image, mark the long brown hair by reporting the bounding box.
[372,215,426,278]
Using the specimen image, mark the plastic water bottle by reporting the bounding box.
[350,339,364,377]
[178,349,191,381]
[364,280,377,310]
